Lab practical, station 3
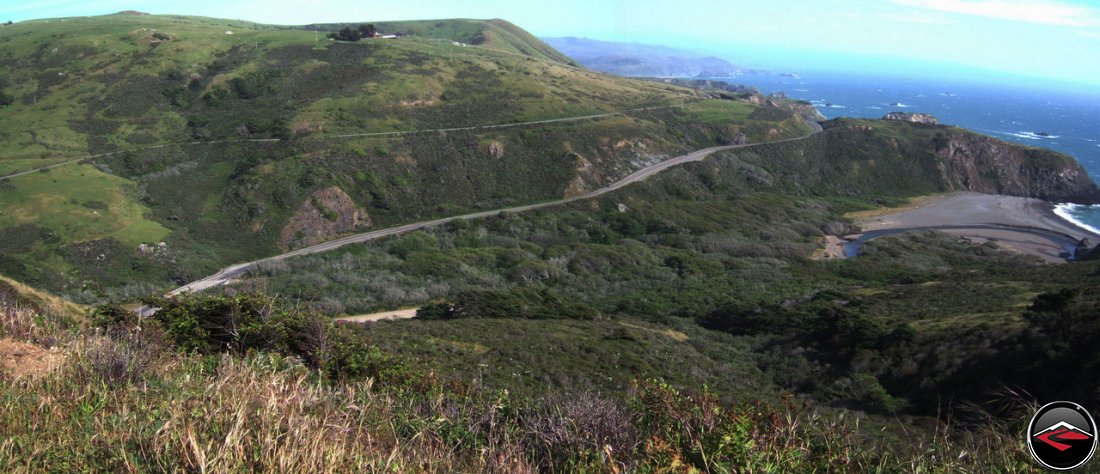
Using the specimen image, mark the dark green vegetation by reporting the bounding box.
[4,12,1100,472]
[328,23,377,42]
[0,285,1045,472]
[241,118,1100,422]
[0,13,810,301]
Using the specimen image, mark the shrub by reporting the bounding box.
[141,293,418,384]
[523,392,638,470]
[70,333,160,387]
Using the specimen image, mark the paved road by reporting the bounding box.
[135,121,823,317]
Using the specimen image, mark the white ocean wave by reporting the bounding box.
[993,131,1060,140]
[1054,203,1100,235]
[867,106,883,110]
[994,131,1040,140]
[889,102,911,108]
[826,104,846,108]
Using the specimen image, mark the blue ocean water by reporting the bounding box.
[716,71,1100,233]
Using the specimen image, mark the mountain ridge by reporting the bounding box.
[543,36,748,77]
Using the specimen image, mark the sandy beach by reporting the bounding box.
[841,192,1100,262]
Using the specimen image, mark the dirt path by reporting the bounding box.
[812,235,846,260]
[1,105,681,181]
[335,309,418,323]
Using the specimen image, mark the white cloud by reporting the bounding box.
[893,0,1100,27]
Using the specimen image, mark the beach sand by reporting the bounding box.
[845,192,1100,262]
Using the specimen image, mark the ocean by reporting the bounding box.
[714,71,1100,234]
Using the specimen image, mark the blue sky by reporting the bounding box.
[4,0,1099,87]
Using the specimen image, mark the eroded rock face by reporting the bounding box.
[883,112,939,125]
[935,131,1100,203]
[788,100,827,122]
[487,141,505,159]
[278,187,371,250]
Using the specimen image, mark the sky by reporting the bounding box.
[4,0,1100,88]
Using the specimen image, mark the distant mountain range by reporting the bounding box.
[542,37,751,78]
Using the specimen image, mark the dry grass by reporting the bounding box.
[844,193,950,222]
[0,285,1049,472]
[0,336,1047,473]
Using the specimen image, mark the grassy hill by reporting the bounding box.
[4,13,1100,471]
[303,18,576,64]
[235,116,1100,414]
[0,13,810,300]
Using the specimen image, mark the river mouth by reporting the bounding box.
[842,224,1084,261]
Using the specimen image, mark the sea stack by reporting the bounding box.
[883,112,939,125]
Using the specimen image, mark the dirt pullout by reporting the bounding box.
[849,192,1100,262]
[335,309,418,323]
[0,339,61,379]
[857,192,1098,239]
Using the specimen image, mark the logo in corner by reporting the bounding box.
[1028,401,1097,471]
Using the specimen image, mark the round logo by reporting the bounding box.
[1027,401,1097,471]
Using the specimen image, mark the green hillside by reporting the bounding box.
[0,13,810,300]
[303,18,577,64]
[5,12,1100,472]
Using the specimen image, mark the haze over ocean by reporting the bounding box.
[717,71,1100,233]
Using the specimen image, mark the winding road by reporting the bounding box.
[135,120,823,316]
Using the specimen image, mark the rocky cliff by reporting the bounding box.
[883,112,939,125]
[819,118,1100,204]
[278,187,372,250]
[933,130,1100,203]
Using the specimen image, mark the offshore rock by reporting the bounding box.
[883,112,939,125]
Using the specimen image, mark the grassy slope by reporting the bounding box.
[239,118,1100,417]
[0,275,84,320]
[0,13,814,300]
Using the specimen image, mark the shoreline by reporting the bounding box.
[856,192,1100,240]
[840,192,1100,262]
[1052,202,1100,236]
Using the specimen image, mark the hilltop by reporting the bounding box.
[4,12,1100,472]
[0,13,810,300]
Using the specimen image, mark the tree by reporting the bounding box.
[0,91,13,107]
[327,24,376,42]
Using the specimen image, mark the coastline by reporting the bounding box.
[1053,203,1100,236]
[856,192,1100,240]
[841,192,1100,262]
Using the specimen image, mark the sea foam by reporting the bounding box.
[1053,203,1100,236]
[994,131,1061,141]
